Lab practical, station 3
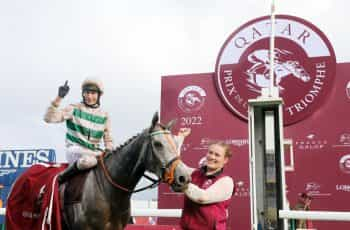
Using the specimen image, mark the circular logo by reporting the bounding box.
[215,15,336,125]
[178,85,206,113]
[339,154,350,174]
[346,81,350,99]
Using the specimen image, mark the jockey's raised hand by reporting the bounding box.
[58,80,70,98]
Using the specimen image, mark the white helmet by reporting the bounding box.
[81,78,104,95]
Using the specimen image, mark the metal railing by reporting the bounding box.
[2,207,350,222]
[279,210,350,221]
[0,208,182,217]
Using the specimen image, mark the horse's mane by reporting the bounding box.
[107,128,150,158]
[115,134,140,152]
[107,124,167,158]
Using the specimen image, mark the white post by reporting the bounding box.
[268,0,278,97]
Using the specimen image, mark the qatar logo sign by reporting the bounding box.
[215,15,336,125]
[178,85,206,113]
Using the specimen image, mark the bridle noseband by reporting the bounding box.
[98,129,182,193]
[150,130,181,185]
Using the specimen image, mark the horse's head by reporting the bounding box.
[146,112,190,192]
[285,60,311,82]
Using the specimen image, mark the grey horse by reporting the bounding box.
[62,112,190,230]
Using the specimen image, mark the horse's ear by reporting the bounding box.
[165,119,177,131]
[151,112,159,130]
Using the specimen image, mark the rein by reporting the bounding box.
[98,130,181,193]
[98,156,161,193]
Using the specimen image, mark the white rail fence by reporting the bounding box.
[0,208,182,217]
[1,207,350,221]
[279,210,350,222]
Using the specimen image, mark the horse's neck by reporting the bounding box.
[104,134,148,191]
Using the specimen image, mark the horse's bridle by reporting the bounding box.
[98,129,182,193]
[150,130,181,185]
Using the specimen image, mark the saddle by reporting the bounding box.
[61,171,89,205]
[59,170,90,230]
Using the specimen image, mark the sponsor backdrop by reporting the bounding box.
[159,15,350,229]
[0,149,56,224]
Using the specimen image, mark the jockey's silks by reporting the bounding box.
[44,102,113,151]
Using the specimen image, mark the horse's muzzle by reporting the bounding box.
[170,162,191,192]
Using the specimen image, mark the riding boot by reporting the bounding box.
[58,162,80,184]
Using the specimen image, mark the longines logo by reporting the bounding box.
[0,149,55,176]
[215,15,336,125]
[178,85,206,113]
[336,184,350,192]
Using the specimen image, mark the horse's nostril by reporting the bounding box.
[178,176,186,184]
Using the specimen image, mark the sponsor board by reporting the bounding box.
[0,149,56,223]
[160,14,350,230]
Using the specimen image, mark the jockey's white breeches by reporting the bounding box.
[66,145,103,170]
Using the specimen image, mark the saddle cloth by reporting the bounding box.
[5,163,67,230]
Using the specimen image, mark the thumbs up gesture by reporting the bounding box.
[58,80,70,98]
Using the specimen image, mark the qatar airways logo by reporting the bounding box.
[215,15,336,125]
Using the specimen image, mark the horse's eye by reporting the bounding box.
[153,141,163,148]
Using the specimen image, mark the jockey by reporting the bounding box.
[44,78,114,183]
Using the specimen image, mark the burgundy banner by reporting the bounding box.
[159,63,350,229]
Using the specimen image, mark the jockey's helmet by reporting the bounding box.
[81,77,104,108]
[81,78,104,95]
